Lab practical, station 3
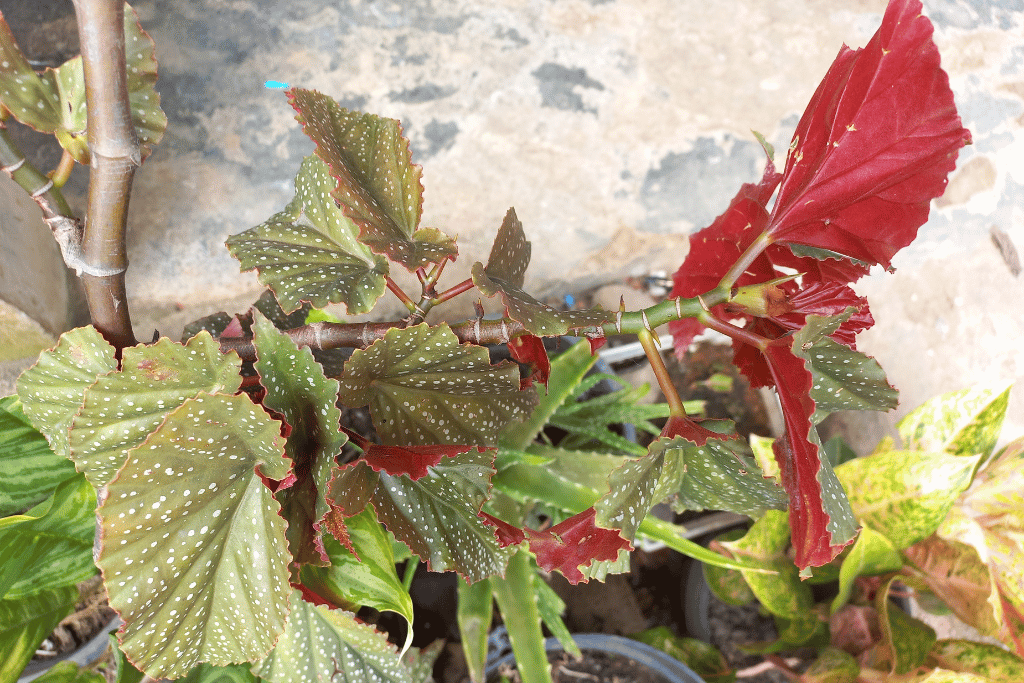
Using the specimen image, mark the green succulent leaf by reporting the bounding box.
[337,323,536,446]
[26,661,107,683]
[500,338,598,450]
[928,639,1024,680]
[16,326,118,461]
[330,446,513,582]
[253,313,346,565]
[288,88,455,270]
[97,393,292,678]
[899,383,1013,461]
[298,506,413,639]
[793,313,898,419]
[252,590,411,683]
[0,474,96,599]
[0,395,77,517]
[404,640,444,683]
[0,585,79,682]
[830,525,902,613]
[836,450,980,550]
[534,567,578,657]
[227,155,389,315]
[549,376,672,456]
[490,549,553,683]
[68,332,242,489]
[457,577,493,683]
[0,5,165,163]
[472,209,612,335]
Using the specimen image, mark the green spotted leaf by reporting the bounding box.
[252,589,411,683]
[836,451,979,550]
[928,639,1024,680]
[0,395,77,517]
[899,383,1012,461]
[288,88,455,270]
[830,526,902,613]
[0,586,80,683]
[0,5,165,163]
[472,209,611,336]
[330,447,513,582]
[227,155,389,315]
[596,435,786,541]
[337,323,536,447]
[794,314,897,419]
[253,313,346,565]
[97,393,292,678]
[0,474,96,599]
[68,332,242,489]
[16,326,118,461]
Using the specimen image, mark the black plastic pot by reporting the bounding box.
[485,629,706,683]
[18,617,121,683]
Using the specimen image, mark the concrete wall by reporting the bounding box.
[1,0,1022,437]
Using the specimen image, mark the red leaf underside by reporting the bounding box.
[527,508,631,584]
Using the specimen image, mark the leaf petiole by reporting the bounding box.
[637,328,686,419]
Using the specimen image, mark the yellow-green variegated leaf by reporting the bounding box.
[899,383,1012,461]
[836,451,980,550]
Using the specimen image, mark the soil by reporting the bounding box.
[493,650,678,683]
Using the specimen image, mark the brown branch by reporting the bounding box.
[72,0,139,349]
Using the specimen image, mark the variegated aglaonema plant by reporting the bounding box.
[3,0,1012,681]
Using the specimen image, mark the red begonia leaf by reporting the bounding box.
[659,414,724,446]
[508,334,551,387]
[526,508,631,584]
[479,511,527,547]
[762,341,858,568]
[362,443,476,480]
[764,0,971,268]
[769,282,873,348]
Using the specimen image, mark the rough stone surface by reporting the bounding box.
[0,0,1021,435]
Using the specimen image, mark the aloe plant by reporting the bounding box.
[0,0,992,681]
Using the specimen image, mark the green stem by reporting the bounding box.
[401,556,419,592]
[601,290,730,338]
[718,230,774,291]
[50,150,76,188]
[637,328,686,418]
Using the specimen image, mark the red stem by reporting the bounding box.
[433,277,475,305]
[698,309,770,351]
[386,276,419,313]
